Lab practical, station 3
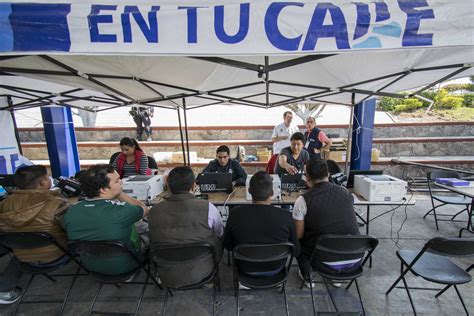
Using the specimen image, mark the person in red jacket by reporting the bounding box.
[112,137,150,178]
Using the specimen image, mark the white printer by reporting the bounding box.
[354,174,407,202]
[122,175,164,201]
[245,174,281,201]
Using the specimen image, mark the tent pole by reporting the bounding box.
[176,106,187,166]
[8,96,22,155]
[182,98,191,167]
[344,93,355,175]
[265,56,270,107]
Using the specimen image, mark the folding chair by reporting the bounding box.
[300,235,378,316]
[386,237,474,315]
[424,171,472,231]
[0,232,83,316]
[68,240,162,315]
[152,242,221,316]
[232,242,294,316]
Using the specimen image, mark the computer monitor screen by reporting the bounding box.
[196,173,233,193]
[0,174,17,193]
[346,170,383,188]
[281,173,306,192]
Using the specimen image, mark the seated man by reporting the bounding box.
[63,164,149,275]
[275,132,310,177]
[149,166,223,288]
[224,171,300,275]
[0,165,68,303]
[202,145,247,186]
[0,165,70,264]
[292,159,361,286]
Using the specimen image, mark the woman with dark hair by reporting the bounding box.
[112,137,150,178]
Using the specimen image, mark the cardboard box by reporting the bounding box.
[171,151,197,163]
[258,153,271,162]
[327,151,347,162]
[371,148,380,162]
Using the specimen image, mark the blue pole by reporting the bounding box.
[41,106,80,178]
[350,98,376,170]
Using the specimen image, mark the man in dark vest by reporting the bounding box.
[304,117,332,160]
[149,166,223,288]
[292,159,361,287]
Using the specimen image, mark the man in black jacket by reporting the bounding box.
[224,171,300,275]
[202,145,247,186]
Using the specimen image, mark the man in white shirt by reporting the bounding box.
[266,111,300,173]
[272,111,300,154]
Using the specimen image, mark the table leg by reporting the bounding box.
[366,205,370,235]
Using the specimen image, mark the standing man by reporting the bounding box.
[292,159,361,287]
[202,145,247,186]
[130,106,154,141]
[63,164,149,275]
[304,117,332,160]
[266,111,300,174]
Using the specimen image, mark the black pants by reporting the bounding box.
[0,246,22,292]
[132,112,152,140]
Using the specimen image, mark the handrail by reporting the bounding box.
[391,159,474,176]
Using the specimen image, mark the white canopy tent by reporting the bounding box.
[0,0,473,169]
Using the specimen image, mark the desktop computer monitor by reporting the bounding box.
[196,172,233,193]
[0,174,17,193]
[346,169,383,188]
[281,173,307,192]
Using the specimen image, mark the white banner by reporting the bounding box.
[0,97,21,174]
[0,0,473,55]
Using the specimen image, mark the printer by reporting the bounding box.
[354,174,407,202]
[122,175,164,201]
[245,174,281,201]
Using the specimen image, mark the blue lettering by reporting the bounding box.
[303,3,350,50]
[178,6,206,43]
[10,154,18,172]
[265,2,304,51]
[121,6,160,43]
[0,155,6,174]
[375,2,390,22]
[214,3,250,44]
[398,0,434,46]
[353,3,370,40]
[88,5,117,43]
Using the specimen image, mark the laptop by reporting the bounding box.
[345,170,384,188]
[196,172,233,193]
[0,174,17,193]
[281,173,307,192]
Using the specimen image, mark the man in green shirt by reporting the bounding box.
[63,164,149,275]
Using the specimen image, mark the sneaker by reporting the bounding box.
[0,288,21,305]
[124,271,139,283]
[146,136,152,142]
[330,280,342,288]
[238,282,251,290]
[298,270,316,289]
[155,272,162,285]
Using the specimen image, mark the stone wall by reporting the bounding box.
[18,122,474,142]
